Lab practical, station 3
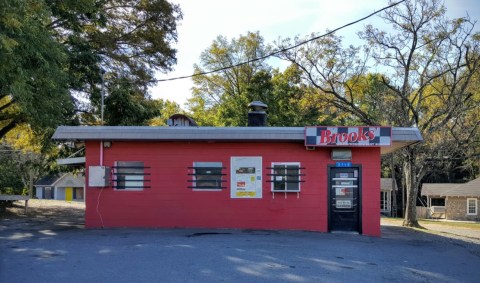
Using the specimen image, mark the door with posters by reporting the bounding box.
[328,167,360,232]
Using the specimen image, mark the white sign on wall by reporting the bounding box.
[231,156,262,198]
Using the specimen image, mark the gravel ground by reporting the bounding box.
[0,199,85,231]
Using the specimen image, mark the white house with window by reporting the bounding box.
[380,178,397,216]
[35,173,85,201]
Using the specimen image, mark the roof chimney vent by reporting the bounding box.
[247,101,267,127]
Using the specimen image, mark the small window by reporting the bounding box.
[467,198,477,215]
[188,162,225,190]
[113,161,150,190]
[380,191,390,212]
[268,163,303,192]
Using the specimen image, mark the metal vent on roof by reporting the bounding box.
[167,114,198,127]
[248,101,268,127]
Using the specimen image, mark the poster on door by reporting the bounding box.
[231,157,262,198]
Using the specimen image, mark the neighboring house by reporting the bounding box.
[35,173,85,201]
[421,177,480,221]
[380,178,397,216]
[443,177,480,221]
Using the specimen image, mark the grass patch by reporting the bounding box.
[418,219,480,230]
[381,217,480,230]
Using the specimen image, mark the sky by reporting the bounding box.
[150,0,480,108]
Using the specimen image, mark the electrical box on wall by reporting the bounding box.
[88,166,111,187]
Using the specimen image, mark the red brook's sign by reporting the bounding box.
[304,126,392,147]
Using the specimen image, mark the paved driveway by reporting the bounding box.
[1,216,479,283]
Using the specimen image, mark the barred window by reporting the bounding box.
[188,162,225,190]
[268,163,304,192]
[113,161,150,190]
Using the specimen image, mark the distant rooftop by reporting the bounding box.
[422,177,480,197]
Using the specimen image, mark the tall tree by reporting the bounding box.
[0,0,74,139]
[188,31,271,126]
[103,76,161,126]
[277,0,480,226]
[188,32,321,126]
[46,0,183,123]
[1,0,183,140]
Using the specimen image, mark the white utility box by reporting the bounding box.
[88,166,111,187]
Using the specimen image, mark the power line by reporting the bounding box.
[155,0,406,83]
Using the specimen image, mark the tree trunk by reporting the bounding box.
[402,147,421,227]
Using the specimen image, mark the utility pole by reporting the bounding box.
[100,68,105,125]
[29,169,33,198]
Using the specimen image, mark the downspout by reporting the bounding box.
[100,141,103,166]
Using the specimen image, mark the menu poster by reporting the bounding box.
[231,157,262,198]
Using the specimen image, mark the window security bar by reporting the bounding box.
[266,167,306,170]
[187,186,227,189]
[113,172,151,176]
[112,166,151,169]
[187,167,227,170]
[266,180,306,183]
[267,173,306,177]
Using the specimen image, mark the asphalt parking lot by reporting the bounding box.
[1,203,480,282]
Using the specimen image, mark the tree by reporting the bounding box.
[187,31,271,126]
[104,76,160,126]
[0,0,74,139]
[46,0,183,124]
[149,100,182,126]
[188,32,321,127]
[277,0,480,226]
[1,0,183,140]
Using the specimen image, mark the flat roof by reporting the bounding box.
[52,126,423,155]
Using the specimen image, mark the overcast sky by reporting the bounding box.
[151,0,480,108]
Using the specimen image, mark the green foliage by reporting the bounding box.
[188,32,323,127]
[0,0,74,139]
[1,0,183,139]
[47,0,183,124]
[274,0,480,225]
[149,100,182,126]
[188,31,271,126]
[104,76,160,126]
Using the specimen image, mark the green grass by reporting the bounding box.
[418,219,480,230]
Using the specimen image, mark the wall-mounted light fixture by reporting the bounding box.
[103,141,112,148]
[331,148,352,160]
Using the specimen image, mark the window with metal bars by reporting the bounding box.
[113,161,151,190]
[188,162,226,190]
[267,163,304,192]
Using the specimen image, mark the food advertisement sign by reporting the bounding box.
[231,157,262,198]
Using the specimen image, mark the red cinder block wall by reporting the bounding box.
[85,141,381,236]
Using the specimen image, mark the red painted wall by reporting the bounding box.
[85,141,381,236]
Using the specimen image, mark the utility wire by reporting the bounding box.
[155,0,406,83]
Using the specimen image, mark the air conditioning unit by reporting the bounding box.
[88,166,111,187]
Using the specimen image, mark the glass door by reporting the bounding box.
[329,167,360,232]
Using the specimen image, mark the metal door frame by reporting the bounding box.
[327,164,362,233]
